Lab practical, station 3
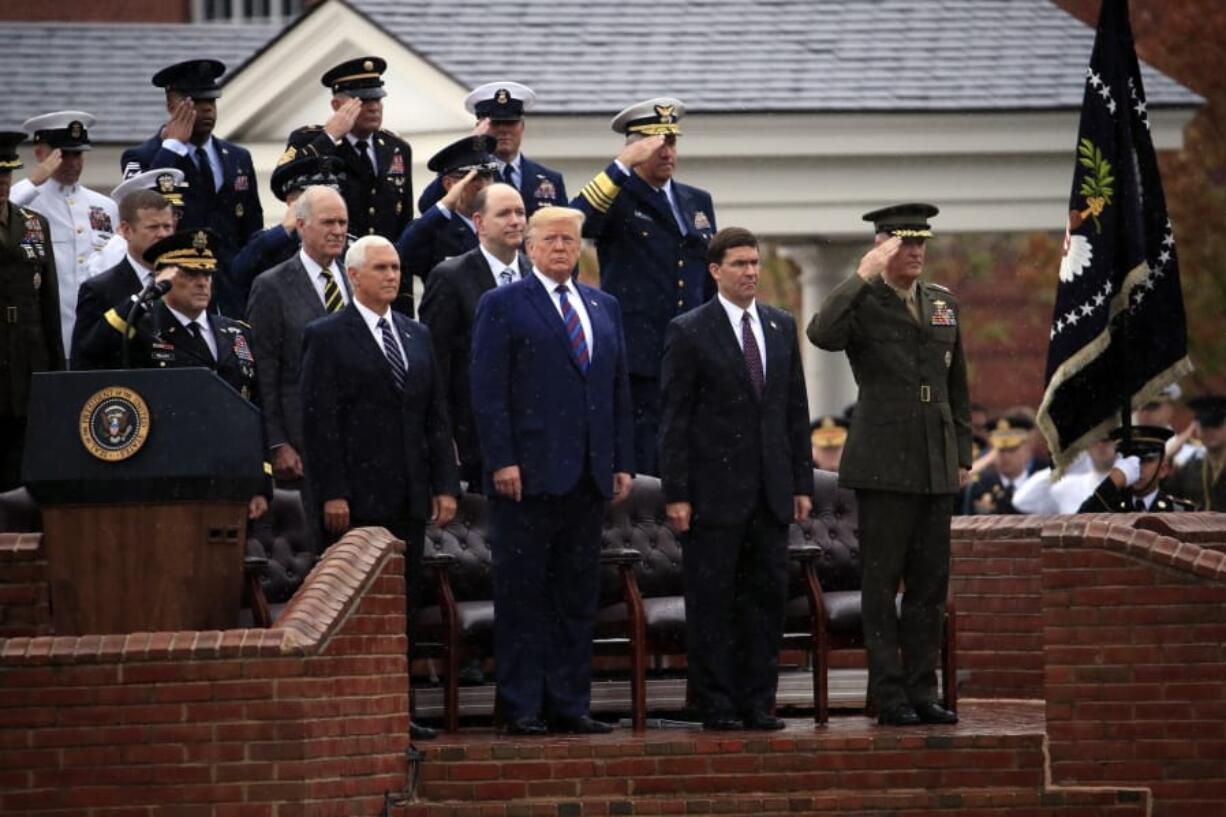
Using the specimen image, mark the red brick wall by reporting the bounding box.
[0,528,410,816]
[950,516,1046,699]
[0,534,51,640]
[1042,517,1226,817]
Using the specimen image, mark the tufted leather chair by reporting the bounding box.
[245,489,317,614]
[785,469,957,723]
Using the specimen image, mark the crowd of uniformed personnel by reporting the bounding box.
[2,54,1223,734]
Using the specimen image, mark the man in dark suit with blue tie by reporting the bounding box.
[659,227,813,731]
[418,183,531,490]
[300,234,460,741]
[470,206,634,735]
[120,60,263,310]
[418,82,567,217]
[394,136,497,317]
[570,97,717,476]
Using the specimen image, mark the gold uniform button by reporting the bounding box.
[677,279,684,287]
[76,227,84,234]
[77,256,85,264]
[368,207,376,215]
[677,260,684,267]
[368,228,375,234]
[676,299,684,307]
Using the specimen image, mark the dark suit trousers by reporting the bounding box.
[683,501,789,718]
[629,374,660,477]
[489,480,604,721]
[855,490,953,711]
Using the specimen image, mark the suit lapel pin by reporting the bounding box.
[769,320,778,330]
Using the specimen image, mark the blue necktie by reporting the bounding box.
[377,317,406,393]
[556,285,590,373]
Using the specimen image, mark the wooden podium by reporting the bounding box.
[22,369,266,636]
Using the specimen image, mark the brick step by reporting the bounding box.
[418,702,1049,803]
[406,786,1148,816]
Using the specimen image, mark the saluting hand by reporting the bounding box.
[439,169,478,211]
[163,98,197,143]
[471,117,492,137]
[324,97,362,141]
[28,149,62,186]
[616,135,665,169]
[856,236,901,281]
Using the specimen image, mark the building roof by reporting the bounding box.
[0,1,1201,144]
[0,22,280,142]
[340,0,1201,114]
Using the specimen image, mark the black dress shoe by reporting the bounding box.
[876,704,921,726]
[410,721,438,740]
[913,702,959,724]
[743,711,787,731]
[550,715,614,734]
[504,716,549,736]
[702,716,745,731]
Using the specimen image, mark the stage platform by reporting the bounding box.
[407,700,1148,816]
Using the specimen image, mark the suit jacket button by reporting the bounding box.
[677,260,684,267]
[368,207,376,215]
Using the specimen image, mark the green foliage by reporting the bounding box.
[1076,138,1115,233]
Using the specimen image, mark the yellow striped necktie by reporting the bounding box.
[320,269,344,313]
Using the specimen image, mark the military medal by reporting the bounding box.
[235,203,244,218]
[536,179,557,200]
[693,211,711,231]
[89,206,114,234]
[233,333,254,364]
[234,174,249,191]
[32,272,41,291]
[930,299,957,326]
[389,153,405,175]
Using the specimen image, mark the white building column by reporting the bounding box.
[778,240,862,419]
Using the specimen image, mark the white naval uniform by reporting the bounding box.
[9,178,119,354]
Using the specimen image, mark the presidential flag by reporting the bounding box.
[1036,0,1192,476]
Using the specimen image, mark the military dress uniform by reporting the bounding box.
[417,82,567,217]
[283,57,413,242]
[120,60,264,308]
[570,98,716,475]
[10,112,118,356]
[807,203,971,725]
[87,168,188,281]
[1166,396,1226,511]
[963,416,1038,515]
[1079,425,1193,513]
[0,132,65,489]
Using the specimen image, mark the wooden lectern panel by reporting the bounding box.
[42,502,247,635]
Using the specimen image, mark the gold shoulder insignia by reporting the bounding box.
[277,146,297,166]
[927,282,953,294]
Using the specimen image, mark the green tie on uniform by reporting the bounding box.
[320,269,344,313]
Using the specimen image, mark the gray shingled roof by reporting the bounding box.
[0,1,1201,145]
[0,22,279,143]
[339,0,1200,113]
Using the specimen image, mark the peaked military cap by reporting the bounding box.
[321,57,388,99]
[144,228,220,272]
[611,97,685,136]
[111,168,188,207]
[988,415,1034,450]
[427,135,499,175]
[810,415,850,449]
[152,59,226,99]
[464,81,537,122]
[863,202,940,238]
[0,131,26,171]
[271,155,345,202]
[23,111,94,151]
[1188,395,1226,428]
[1109,424,1173,461]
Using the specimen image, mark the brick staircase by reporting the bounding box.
[406,701,1147,816]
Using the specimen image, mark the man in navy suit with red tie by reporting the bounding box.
[470,206,634,736]
[300,234,460,741]
[659,227,813,731]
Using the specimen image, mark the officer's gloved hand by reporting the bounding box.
[1113,454,1142,487]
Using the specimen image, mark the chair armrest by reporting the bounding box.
[243,554,270,577]
[422,552,459,570]
[788,544,822,564]
[599,548,644,566]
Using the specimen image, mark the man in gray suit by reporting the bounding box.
[247,185,351,494]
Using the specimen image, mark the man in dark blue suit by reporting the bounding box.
[470,206,634,736]
[394,136,497,317]
[120,59,264,314]
[570,97,717,476]
[300,234,460,741]
[418,82,567,217]
[659,227,813,731]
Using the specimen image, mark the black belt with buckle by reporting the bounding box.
[4,306,17,324]
[920,384,932,403]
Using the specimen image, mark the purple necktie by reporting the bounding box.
[556,285,590,372]
[742,312,763,395]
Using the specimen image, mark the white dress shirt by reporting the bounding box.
[126,253,156,289]
[9,178,119,353]
[299,249,348,309]
[532,268,594,358]
[480,245,521,286]
[165,304,218,359]
[717,293,766,379]
[353,298,407,368]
